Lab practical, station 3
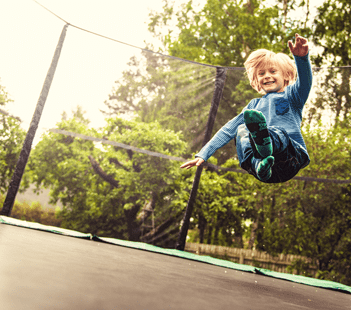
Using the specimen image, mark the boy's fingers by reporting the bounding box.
[296,33,307,44]
[180,158,204,169]
[288,40,293,49]
[181,160,197,168]
[180,162,190,168]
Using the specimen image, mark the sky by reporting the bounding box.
[0,0,325,145]
[0,0,178,138]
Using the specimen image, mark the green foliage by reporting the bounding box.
[0,82,26,194]
[6,0,349,287]
[170,121,351,285]
[98,0,351,284]
[26,111,188,241]
[172,156,258,247]
[308,0,351,127]
[105,0,313,164]
[148,0,309,66]
[313,0,351,67]
[286,258,314,278]
[104,50,218,155]
[0,193,62,227]
[26,115,103,234]
[246,123,351,285]
[0,116,26,193]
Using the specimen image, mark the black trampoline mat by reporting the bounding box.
[1,224,350,310]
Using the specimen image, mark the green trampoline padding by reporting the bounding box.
[0,215,91,239]
[1,215,350,294]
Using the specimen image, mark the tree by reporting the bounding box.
[27,110,188,245]
[171,156,261,248]
[26,111,102,233]
[90,117,187,241]
[105,0,312,164]
[251,123,351,285]
[170,120,351,285]
[99,0,351,285]
[103,50,218,157]
[0,82,26,194]
[149,0,301,66]
[307,0,351,127]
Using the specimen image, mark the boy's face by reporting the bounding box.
[257,67,285,93]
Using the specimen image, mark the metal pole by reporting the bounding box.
[1,24,69,216]
[176,67,227,250]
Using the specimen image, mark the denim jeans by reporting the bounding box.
[235,124,309,183]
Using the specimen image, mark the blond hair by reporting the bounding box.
[244,49,297,94]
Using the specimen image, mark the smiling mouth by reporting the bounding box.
[264,81,275,85]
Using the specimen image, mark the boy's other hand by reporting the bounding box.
[288,33,309,57]
[180,158,204,169]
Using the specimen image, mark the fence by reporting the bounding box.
[184,242,318,277]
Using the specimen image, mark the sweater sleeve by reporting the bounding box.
[195,98,259,161]
[195,99,257,161]
[290,53,313,108]
[195,113,244,161]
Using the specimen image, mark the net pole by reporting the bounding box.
[176,67,227,251]
[0,24,69,216]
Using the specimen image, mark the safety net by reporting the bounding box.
[1,4,351,290]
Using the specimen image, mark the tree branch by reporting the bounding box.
[88,155,119,188]
[141,216,175,242]
[109,158,130,171]
[137,192,156,223]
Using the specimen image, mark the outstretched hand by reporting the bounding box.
[180,157,204,169]
[288,33,309,57]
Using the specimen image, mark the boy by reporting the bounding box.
[181,34,312,183]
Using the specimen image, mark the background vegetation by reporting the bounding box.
[1,0,350,285]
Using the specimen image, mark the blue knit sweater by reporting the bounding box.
[196,54,313,162]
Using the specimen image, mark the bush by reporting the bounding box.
[0,194,62,227]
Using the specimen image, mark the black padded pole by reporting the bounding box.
[1,24,68,216]
[176,67,227,250]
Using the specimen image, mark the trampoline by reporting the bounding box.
[1,217,350,310]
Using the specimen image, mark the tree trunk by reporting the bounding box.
[206,225,213,245]
[234,230,243,248]
[248,219,258,249]
[282,0,288,33]
[124,204,142,241]
[248,192,264,249]
[304,0,310,29]
[213,215,222,245]
[222,227,233,247]
[198,213,207,244]
[137,192,156,224]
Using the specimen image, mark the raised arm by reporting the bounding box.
[180,112,246,169]
[288,33,313,105]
